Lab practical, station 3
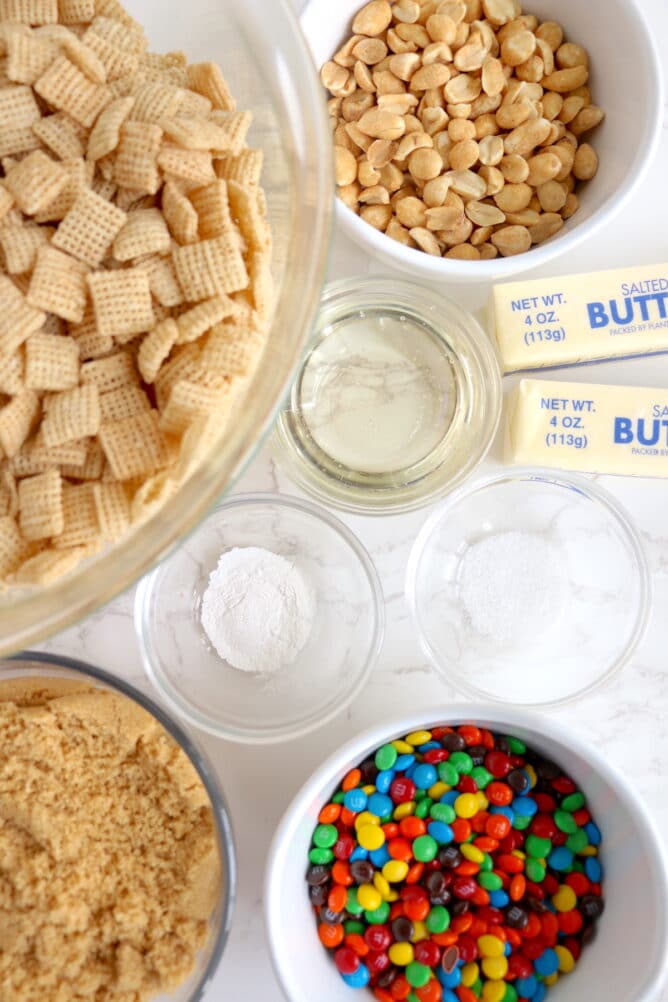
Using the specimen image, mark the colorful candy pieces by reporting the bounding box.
[306,726,604,1002]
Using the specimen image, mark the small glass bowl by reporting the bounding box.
[272,277,502,515]
[135,493,384,743]
[0,651,235,1002]
[406,469,651,707]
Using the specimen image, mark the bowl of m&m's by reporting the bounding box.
[265,708,668,1002]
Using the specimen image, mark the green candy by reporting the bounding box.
[555,809,579,834]
[406,962,431,989]
[375,744,398,771]
[365,901,390,924]
[415,789,427,802]
[407,994,421,1002]
[561,791,585,812]
[332,791,345,804]
[430,802,456,824]
[426,905,451,933]
[479,852,493,872]
[346,887,364,915]
[566,828,589,853]
[471,766,493,788]
[513,814,532,831]
[525,858,546,882]
[438,761,459,786]
[413,834,438,862]
[503,984,519,1002]
[471,977,483,997]
[478,870,503,891]
[415,798,432,819]
[526,833,552,858]
[449,751,473,774]
[506,736,526,755]
[309,847,333,865]
[313,823,338,849]
[344,919,365,934]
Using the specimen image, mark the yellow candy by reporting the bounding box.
[411,920,428,943]
[512,849,526,860]
[482,956,508,980]
[580,846,598,856]
[383,860,409,883]
[357,883,382,912]
[358,824,385,851]
[477,935,504,958]
[405,730,432,746]
[525,764,538,787]
[392,740,413,754]
[482,981,506,1002]
[355,811,380,830]
[385,889,399,902]
[461,844,485,864]
[553,885,577,913]
[429,781,449,800]
[461,963,479,987]
[394,801,416,820]
[544,973,560,987]
[374,873,392,900]
[555,945,576,974]
[476,792,489,810]
[389,943,414,967]
[362,784,376,795]
[454,793,479,819]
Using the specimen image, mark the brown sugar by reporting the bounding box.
[0,677,221,1002]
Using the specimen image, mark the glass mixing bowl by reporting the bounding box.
[0,650,236,1002]
[0,0,332,655]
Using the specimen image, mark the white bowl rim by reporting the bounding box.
[135,491,386,744]
[264,703,668,1002]
[301,0,664,282]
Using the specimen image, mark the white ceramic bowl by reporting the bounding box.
[265,706,668,1002]
[300,0,663,283]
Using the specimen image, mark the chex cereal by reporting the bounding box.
[0,0,272,588]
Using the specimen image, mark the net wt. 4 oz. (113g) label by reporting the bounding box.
[506,379,668,478]
[491,263,668,373]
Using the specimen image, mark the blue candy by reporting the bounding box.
[370,845,391,867]
[516,975,538,998]
[418,741,440,753]
[490,805,515,823]
[349,846,368,862]
[504,941,512,956]
[534,948,560,977]
[585,856,603,882]
[394,753,415,771]
[437,965,462,989]
[440,790,459,806]
[344,788,367,813]
[428,821,454,845]
[376,770,395,794]
[442,990,460,1002]
[368,793,393,819]
[342,963,370,988]
[413,763,438,790]
[489,890,510,909]
[533,983,547,1002]
[585,821,602,846]
[512,796,538,817]
[549,846,574,872]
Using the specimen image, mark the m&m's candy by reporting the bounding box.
[306,726,604,1002]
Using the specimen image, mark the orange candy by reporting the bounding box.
[458,725,482,746]
[404,897,430,922]
[400,816,427,839]
[456,987,480,1002]
[451,913,474,934]
[342,768,362,791]
[345,933,369,957]
[432,931,459,947]
[318,803,341,824]
[332,861,353,887]
[318,922,344,948]
[486,781,513,806]
[451,818,472,842]
[455,861,481,877]
[328,884,347,914]
[388,838,413,862]
[473,836,499,853]
[416,978,443,1002]
[486,814,512,839]
[405,862,425,884]
[509,874,526,901]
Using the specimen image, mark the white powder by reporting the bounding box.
[200,546,316,674]
[458,530,565,647]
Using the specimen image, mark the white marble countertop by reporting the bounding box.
[39,0,668,998]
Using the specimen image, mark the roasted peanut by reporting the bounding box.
[573,142,598,180]
[392,0,420,23]
[449,139,480,170]
[542,66,589,93]
[479,164,505,195]
[499,153,529,182]
[426,13,458,42]
[353,0,393,36]
[408,147,444,179]
[503,116,551,156]
[482,0,520,27]
[426,204,465,229]
[410,63,451,89]
[492,223,531,255]
[353,38,389,64]
[360,203,393,228]
[529,211,563,242]
[358,109,407,139]
[410,226,442,253]
[478,134,504,165]
[339,181,361,209]
[570,105,605,136]
[335,146,358,186]
[421,107,449,134]
[481,56,506,97]
[454,35,489,72]
[562,191,579,218]
[465,199,506,225]
[537,179,567,211]
[447,168,487,199]
[494,182,532,211]
[368,139,398,167]
[449,118,477,141]
[479,241,499,258]
[446,242,481,258]
[526,150,561,185]
[501,29,536,67]
[541,91,563,120]
[556,42,588,68]
[496,100,533,130]
[535,20,563,51]
[423,174,453,205]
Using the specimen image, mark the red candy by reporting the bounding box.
[365,925,392,952]
[335,946,360,975]
[414,940,441,966]
[485,750,512,778]
[390,777,416,803]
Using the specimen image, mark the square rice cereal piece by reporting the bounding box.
[33,111,86,159]
[81,27,137,80]
[0,0,58,24]
[0,84,41,129]
[113,120,162,195]
[172,234,248,301]
[6,30,57,85]
[87,269,154,340]
[247,248,274,323]
[99,382,149,422]
[141,253,184,308]
[0,515,33,577]
[154,343,202,409]
[89,2,143,33]
[25,331,79,390]
[188,181,233,241]
[130,468,177,523]
[80,350,136,391]
[12,543,87,584]
[201,319,267,379]
[158,143,215,187]
[18,468,63,540]
[177,88,211,120]
[58,0,95,23]
[86,93,133,161]
[35,55,111,128]
[0,182,14,220]
[0,468,19,517]
[34,156,90,223]
[53,481,100,547]
[137,317,177,383]
[0,221,51,274]
[52,186,126,267]
[92,479,127,537]
[60,437,103,478]
[131,82,183,123]
[0,350,25,395]
[0,123,41,157]
[26,432,87,468]
[215,149,264,188]
[4,150,68,215]
[175,297,237,346]
[210,110,252,156]
[160,378,230,435]
[186,62,235,112]
[112,207,170,261]
[27,244,89,322]
[227,179,270,253]
[41,382,100,446]
[162,181,198,245]
[59,33,106,86]
[0,275,45,354]
[0,388,40,456]
[159,116,230,153]
[68,304,112,358]
[99,409,169,479]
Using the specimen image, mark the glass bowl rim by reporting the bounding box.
[405,467,652,709]
[2,649,236,1002]
[134,491,386,743]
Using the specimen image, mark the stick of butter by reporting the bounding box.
[507,379,668,478]
[492,262,668,373]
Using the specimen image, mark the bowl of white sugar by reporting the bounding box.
[406,468,650,707]
[134,493,384,742]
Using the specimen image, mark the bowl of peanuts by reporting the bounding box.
[303,0,662,280]
[0,0,331,651]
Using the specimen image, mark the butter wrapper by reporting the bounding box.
[492,263,668,373]
[506,378,668,478]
